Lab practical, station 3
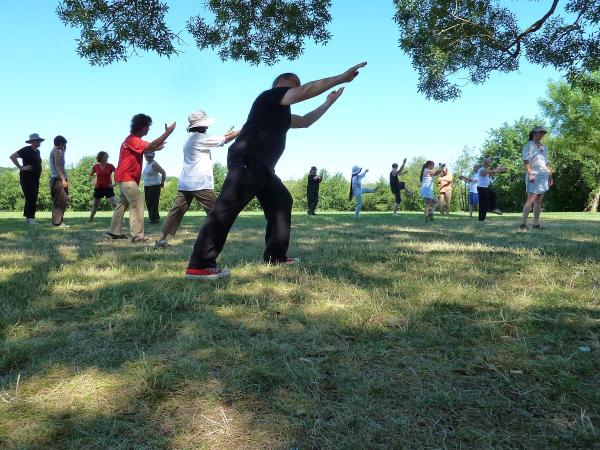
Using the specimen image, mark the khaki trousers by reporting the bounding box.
[161,189,216,237]
[50,177,69,225]
[111,181,144,237]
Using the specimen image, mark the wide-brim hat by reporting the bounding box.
[531,126,547,134]
[352,165,361,175]
[187,110,215,130]
[26,133,45,143]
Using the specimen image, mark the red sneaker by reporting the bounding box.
[185,267,231,280]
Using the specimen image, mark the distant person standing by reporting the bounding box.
[306,166,322,215]
[106,114,176,242]
[390,159,410,215]
[476,158,507,223]
[155,110,238,248]
[438,166,453,215]
[9,133,44,224]
[142,152,166,224]
[89,151,117,221]
[49,135,69,227]
[350,166,376,219]
[459,164,480,217]
[420,161,443,222]
[520,126,553,231]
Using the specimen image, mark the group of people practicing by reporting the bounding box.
[9,61,552,279]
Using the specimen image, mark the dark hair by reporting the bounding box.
[272,73,300,88]
[130,114,152,134]
[420,160,434,182]
[188,126,208,134]
[54,135,67,146]
[310,166,317,172]
[392,163,398,169]
[96,151,108,162]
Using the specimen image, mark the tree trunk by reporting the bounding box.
[584,180,600,212]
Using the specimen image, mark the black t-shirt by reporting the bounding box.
[228,87,292,172]
[17,146,42,175]
[307,175,321,195]
[390,171,405,191]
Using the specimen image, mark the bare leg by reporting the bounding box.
[89,198,101,221]
[108,196,117,208]
[393,202,399,214]
[533,194,544,226]
[521,193,537,225]
[430,198,440,214]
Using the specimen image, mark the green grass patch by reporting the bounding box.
[1,211,599,448]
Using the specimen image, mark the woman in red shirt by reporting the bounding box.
[88,151,117,221]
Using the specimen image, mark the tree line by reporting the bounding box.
[1,76,598,214]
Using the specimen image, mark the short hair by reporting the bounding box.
[272,73,300,88]
[54,135,67,146]
[310,166,317,171]
[392,163,398,169]
[96,151,109,162]
[130,114,152,134]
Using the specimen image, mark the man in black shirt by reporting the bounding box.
[187,62,367,279]
[9,133,44,224]
[390,159,409,215]
[306,166,322,215]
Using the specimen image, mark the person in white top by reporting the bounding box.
[155,110,238,247]
[459,164,481,217]
[349,165,376,219]
[419,160,443,221]
[142,152,166,224]
[520,126,553,231]
[476,158,507,222]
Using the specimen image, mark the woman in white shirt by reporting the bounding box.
[155,110,238,247]
[520,126,553,231]
[419,160,443,221]
[143,152,166,224]
[459,164,480,217]
[349,165,375,219]
[476,158,507,222]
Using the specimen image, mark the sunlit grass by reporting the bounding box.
[1,211,599,448]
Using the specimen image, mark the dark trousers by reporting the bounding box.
[188,157,293,269]
[50,177,69,225]
[307,191,319,214]
[144,185,162,223]
[20,172,40,219]
[477,187,497,221]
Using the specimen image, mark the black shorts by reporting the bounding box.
[391,182,405,204]
[94,187,115,199]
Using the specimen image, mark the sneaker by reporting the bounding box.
[186,267,231,280]
[519,224,529,232]
[53,223,70,228]
[131,235,149,243]
[492,209,503,215]
[154,240,171,248]
[532,224,544,230]
[25,218,37,224]
[104,232,128,240]
[270,256,300,265]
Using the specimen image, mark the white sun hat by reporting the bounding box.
[187,110,215,130]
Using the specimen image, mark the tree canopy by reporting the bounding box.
[57,1,599,100]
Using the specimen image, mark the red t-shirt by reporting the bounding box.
[114,135,148,184]
[92,163,115,188]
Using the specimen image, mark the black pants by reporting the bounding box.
[477,187,497,221]
[188,156,293,269]
[20,172,40,219]
[144,185,161,223]
[307,190,319,214]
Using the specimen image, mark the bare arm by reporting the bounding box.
[281,62,367,106]
[152,162,167,186]
[290,89,344,128]
[89,167,96,183]
[145,122,176,153]
[9,152,23,170]
[396,158,408,175]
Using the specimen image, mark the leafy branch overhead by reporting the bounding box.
[57,0,599,100]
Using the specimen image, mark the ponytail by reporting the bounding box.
[420,160,434,182]
[348,174,354,200]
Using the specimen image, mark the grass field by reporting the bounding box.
[1,210,599,449]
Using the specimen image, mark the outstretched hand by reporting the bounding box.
[165,122,176,134]
[340,62,367,83]
[326,88,344,105]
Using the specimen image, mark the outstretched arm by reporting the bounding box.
[281,62,367,106]
[291,89,344,128]
[145,122,176,153]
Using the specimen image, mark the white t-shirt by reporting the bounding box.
[142,161,162,186]
[178,133,226,191]
[468,172,478,193]
[522,141,549,173]
[421,172,434,191]
[477,167,490,188]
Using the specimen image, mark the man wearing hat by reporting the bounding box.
[186,61,367,279]
[9,133,45,224]
[154,110,238,248]
[520,126,553,230]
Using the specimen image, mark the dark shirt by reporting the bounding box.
[389,171,405,191]
[17,146,42,176]
[307,175,321,195]
[228,87,292,172]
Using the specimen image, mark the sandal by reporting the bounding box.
[519,224,528,231]
[532,224,544,230]
[131,235,149,243]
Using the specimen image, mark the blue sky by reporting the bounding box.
[1,1,560,182]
